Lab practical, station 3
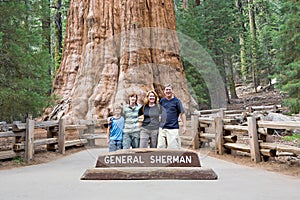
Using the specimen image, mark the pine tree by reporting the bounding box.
[0,0,52,122]
[176,0,241,106]
[275,0,300,113]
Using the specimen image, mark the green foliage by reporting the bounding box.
[176,0,241,108]
[283,98,300,114]
[13,156,24,164]
[274,0,300,114]
[254,0,280,84]
[185,63,210,108]
[0,0,53,122]
[283,134,300,145]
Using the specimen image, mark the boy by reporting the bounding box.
[107,105,125,152]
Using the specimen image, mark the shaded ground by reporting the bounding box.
[208,151,300,178]
[0,146,85,170]
[227,84,284,110]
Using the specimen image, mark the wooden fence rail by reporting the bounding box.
[1,105,298,164]
[0,119,107,163]
[193,107,300,162]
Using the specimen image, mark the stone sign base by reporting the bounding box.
[81,148,218,180]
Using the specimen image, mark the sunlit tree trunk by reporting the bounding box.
[47,0,193,123]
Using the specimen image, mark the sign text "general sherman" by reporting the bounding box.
[103,155,192,165]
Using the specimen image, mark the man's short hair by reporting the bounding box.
[164,83,173,90]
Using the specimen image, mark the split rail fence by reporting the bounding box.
[190,105,300,162]
[0,119,106,162]
[1,104,299,164]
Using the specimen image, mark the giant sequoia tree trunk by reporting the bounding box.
[47,0,194,123]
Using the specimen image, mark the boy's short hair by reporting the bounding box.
[113,104,122,110]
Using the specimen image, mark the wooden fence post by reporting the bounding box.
[25,119,35,163]
[58,118,66,154]
[215,116,224,155]
[218,109,225,118]
[247,117,261,162]
[191,114,200,149]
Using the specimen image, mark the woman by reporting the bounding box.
[138,90,160,148]
[122,93,142,149]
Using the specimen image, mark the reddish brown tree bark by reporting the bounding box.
[47,0,194,123]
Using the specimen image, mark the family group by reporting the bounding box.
[106,84,187,152]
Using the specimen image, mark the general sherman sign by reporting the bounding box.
[81,148,218,180]
[103,154,192,165]
[96,149,201,167]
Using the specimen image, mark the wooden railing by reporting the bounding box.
[191,106,300,162]
[0,119,107,162]
[1,105,298,164]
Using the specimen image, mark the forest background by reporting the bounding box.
[0,0,299,122]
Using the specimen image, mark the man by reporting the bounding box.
[157,84,186,149]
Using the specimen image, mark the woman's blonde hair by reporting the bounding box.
[143,90,159,105]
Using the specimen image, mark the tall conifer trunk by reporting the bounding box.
[53,0,63,70]
[248,0,258,92]
[47,0,193,123]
